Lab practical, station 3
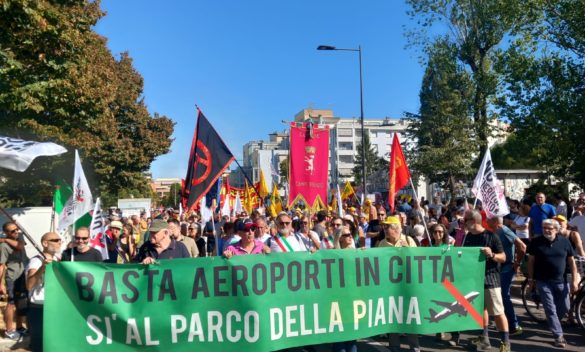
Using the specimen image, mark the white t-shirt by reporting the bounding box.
[25,255,44,304]
[269,233,308,253]
[514,216,530,239]
[297,230,319,250]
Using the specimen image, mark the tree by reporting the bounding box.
[405,0,538,155]
[279,156,289,186]
[352,132,386,190]
[160,183,182,208]
[405,39,475,196]
[496,0,585,188]
[0,0,173,207]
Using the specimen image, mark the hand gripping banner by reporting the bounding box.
[288,122,329,210]
[45,248,486,351]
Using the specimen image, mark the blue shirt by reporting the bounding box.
[528,203,556,235]
[496,225,518,272]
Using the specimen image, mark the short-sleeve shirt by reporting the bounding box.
[0,234,28,281]
[135,238,190,261]
[178,236,199,258]
[496,226,518,272]
[527,235,574,283]
[226,240,265,255]
[463,230,504,288]
[269,233,308,253]
[529,203,556,235]
[377,234,417,248]
[61,247,103,262]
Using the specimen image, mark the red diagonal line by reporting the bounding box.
[442,279,483,327]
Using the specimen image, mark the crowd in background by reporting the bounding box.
[1,190,584,351]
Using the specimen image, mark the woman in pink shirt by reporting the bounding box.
[223,222,270,257]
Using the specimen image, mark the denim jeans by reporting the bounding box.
[500,269,518,329]
[536,280,570,338]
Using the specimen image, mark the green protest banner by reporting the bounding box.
[45,247,485,351]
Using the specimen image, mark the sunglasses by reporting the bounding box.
[333,223,343,227]
[278,221,291,226]
[74,236,89,241]
[47,238,62,243]
[6,229,18,234]
[341,233,352,237]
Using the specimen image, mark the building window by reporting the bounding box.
[338,129,353,137]
[339,155,354,164]
[339,142,353,150]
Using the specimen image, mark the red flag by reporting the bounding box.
[388,133,411,213]
[288,122,330,210]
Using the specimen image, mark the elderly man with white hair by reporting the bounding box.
[527,218,579,348]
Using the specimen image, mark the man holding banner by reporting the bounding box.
[61,227,102,262]
[462,210,511,352]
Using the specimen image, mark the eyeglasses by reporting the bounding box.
[74,236,89,241]
[47,238,62,243]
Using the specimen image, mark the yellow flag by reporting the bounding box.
[269,184,282,217]
[341,181,355,201]
[258,170,269,198]
[244,180,254,214]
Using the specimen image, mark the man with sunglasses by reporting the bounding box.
[61,227,103,262]
[25,232,62,351]
[0,221,28,339]
[268,213,308,253]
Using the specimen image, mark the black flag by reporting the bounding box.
[183,110,235,209]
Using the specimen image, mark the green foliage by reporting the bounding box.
[496,0,585,189]
[0,0,174,207]
[490,134,542,170]
[405,0,538,154]
[405,39,475,194]
[160,183,182,208]
[352,132,387,189]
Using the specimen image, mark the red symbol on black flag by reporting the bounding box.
[192,140,212,186]
[183,110,235,210]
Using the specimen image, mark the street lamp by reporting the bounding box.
[317,44,367,198]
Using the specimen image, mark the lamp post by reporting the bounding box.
[317,45,367,198]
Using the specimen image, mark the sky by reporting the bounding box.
[93,0,425,179]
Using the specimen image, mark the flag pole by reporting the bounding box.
[50,196,56,233]
[408,178,433,247]
[233,158,262,207]
[0,207,45,257]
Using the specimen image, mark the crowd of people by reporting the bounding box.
[0,191,584,352]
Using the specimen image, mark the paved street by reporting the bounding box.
[0,278,583,351]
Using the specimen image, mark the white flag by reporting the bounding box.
[57,197,75,232]
[72,150,93,221]
[0,136,66,172]
[471,149,509,218]
[200,197,214,234]
[88,198,108,260]
[336,184,343,218]
[233,192,243,216]
[221,193,231,217]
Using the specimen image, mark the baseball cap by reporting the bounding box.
[149,219,168,233]
[236,218,256,231]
